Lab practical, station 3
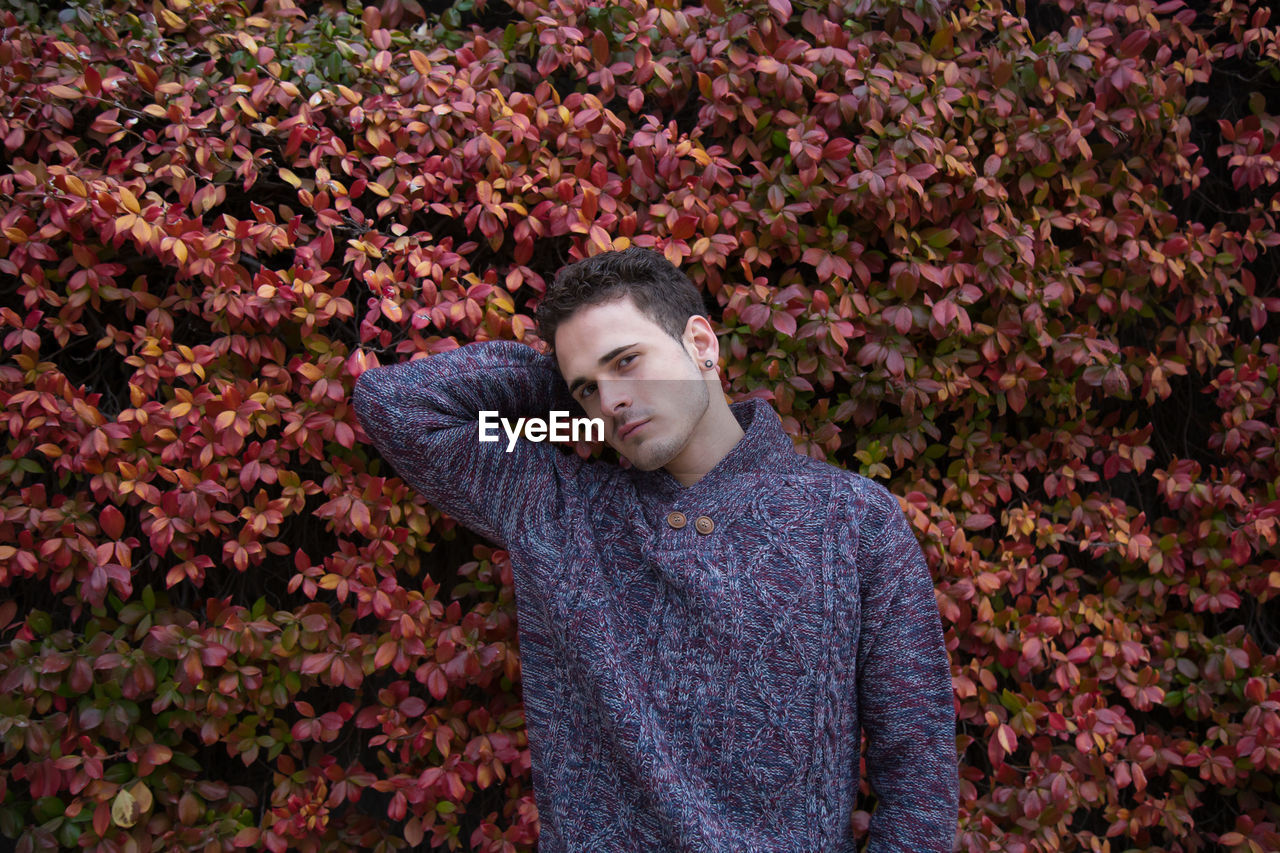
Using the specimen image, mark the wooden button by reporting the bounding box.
[694,515,714,535]
[666,511,687,529]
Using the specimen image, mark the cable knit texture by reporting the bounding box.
[351,340,958,852]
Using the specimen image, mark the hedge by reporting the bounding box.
[1,0,1279,850]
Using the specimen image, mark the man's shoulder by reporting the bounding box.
[785,452,893,500]
[782,454,910,538]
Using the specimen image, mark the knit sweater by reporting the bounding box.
[352,340,958,852]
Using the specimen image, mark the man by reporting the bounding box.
[352,247,958,851]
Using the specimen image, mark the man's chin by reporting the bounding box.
[614,445,665,471]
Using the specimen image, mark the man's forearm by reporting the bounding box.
[351,340,582,547]
[856,482,959,852]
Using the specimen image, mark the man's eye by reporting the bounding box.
[619,354,637,368]
[579,384,596,400]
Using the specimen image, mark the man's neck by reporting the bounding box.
[662,401,747,487]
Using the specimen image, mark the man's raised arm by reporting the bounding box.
[351,340,585,549]
[855,481,959,852]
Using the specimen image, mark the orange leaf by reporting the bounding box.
[47,84,83,100]
[350,500,371,532]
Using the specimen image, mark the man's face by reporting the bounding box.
[553,295,710,471]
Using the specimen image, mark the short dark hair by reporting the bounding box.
[536,247,707,352]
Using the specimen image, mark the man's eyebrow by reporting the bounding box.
[566,343,638,396]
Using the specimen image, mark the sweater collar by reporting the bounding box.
[628,397,798,507]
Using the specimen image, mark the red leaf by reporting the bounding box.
[428,667,448,700]
[772,312,796,337]
[94,802,110,837]
[100,505,125,540]
[964,513,994,530]
[301,653,333,676]
[671,216,698,240]
[823,138,854,160]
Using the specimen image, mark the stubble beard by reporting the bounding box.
[621,377,711,471]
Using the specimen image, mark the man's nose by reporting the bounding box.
[597,380,631,414]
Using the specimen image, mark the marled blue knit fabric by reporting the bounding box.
[352,340,958,852]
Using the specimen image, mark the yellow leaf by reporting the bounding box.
[47,84,82,100]
[143,104,168,118]
[366,181,389,197]
[119,187,141,214]
[278,168,301,188]
[172,239,188,264]
[128,781,153,814]
[490,293,514,313]
[64,175,87,197]
[237,96,259,119]
[159,8,185,29]
[112,788,139,828]
[409,50,431,76]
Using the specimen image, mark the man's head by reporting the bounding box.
[534,246,705,351]
[537,248,742,482]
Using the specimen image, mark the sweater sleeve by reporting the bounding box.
[855,481,959,852]
[350,340,587,549]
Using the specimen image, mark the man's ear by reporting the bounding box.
[682,315,719,367]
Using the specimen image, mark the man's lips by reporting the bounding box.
[616,418,649,441]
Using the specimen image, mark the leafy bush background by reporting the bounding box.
[2,0,1280,850]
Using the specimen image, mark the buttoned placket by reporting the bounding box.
[662,509,715,535]
[630,398,796,546]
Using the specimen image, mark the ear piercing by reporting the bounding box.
[704,359,714,368]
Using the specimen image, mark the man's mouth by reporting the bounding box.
[617,418,649,441]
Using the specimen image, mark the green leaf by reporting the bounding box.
[33,797,67,823]
[924,228,957,248]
